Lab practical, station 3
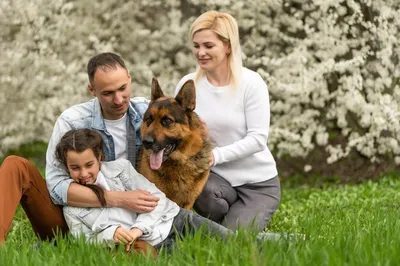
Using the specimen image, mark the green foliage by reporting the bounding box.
[2,175,400,265]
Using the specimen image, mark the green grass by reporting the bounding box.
[1,149,400,265]
[2,176,400,265]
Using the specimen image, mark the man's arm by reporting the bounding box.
[45,116,76,205]
[66,183,105,207]
[67,182,159,212]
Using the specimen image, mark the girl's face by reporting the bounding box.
[192,29,231,74]
[66,148,101,185]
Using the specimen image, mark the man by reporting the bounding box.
[0,53,159,245]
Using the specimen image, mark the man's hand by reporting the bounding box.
[106,189,159,213]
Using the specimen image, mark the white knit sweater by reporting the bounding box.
[175,68,278,186]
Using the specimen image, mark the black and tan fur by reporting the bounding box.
[138,78,213,209]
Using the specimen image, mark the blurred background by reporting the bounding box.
[1,0,399,182]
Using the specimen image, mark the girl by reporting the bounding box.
[55,128,231,255]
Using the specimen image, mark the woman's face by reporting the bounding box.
[66,148,101,185]
[192,29,231,73]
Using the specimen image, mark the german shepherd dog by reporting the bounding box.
[138,78,213,209]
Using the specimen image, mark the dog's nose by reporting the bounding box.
[142,136,154,150]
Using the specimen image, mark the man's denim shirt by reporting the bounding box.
[45,97,149,205]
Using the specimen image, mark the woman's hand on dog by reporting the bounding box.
[209,154,215,167]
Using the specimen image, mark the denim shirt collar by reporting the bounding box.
[91,98,140,130]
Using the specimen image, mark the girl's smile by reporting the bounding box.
[66,148,101,185]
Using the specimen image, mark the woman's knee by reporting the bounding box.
[203,173,237,201]
[194,173,238,221]
[194,187,230,222]
[200,181,224,200]
[195,184,229,207]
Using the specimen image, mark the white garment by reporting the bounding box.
[63,159,180,248]
[93,170,174,246]
[94,171,110,190]
[175,68,278,186]
[104,113,128,160]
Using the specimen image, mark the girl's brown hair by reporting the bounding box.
[55,128,107,207]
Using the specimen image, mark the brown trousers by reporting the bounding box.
[0,155,68,243]
[0,155,157,257]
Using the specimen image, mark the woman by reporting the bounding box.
[175,10,280,231]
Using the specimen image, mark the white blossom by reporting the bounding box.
[0,0,399,172]
[304,165,312,172]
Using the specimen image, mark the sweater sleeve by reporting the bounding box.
[212,74,271,165]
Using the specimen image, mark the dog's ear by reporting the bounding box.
[151,77,165,101]
[175,80,196,112]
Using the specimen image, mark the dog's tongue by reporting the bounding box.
[150,149,165,170]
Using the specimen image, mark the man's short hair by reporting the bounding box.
[87,52,127,84]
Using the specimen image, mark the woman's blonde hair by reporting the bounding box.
[190,10,243,88]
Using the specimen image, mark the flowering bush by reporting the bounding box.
[1,0,399,178]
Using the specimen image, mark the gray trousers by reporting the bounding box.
[154,208,232,252]
[193,172,281,231]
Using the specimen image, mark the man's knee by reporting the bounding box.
[2,155,30,168]
[1,155,40,184]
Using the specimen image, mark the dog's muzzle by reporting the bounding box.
[142,136,179,170]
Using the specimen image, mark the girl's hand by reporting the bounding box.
[125,228,144,252]
[113,226,134,245]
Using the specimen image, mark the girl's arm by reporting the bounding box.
[63,207,119,249]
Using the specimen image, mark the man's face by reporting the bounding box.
[88,66,131,120]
